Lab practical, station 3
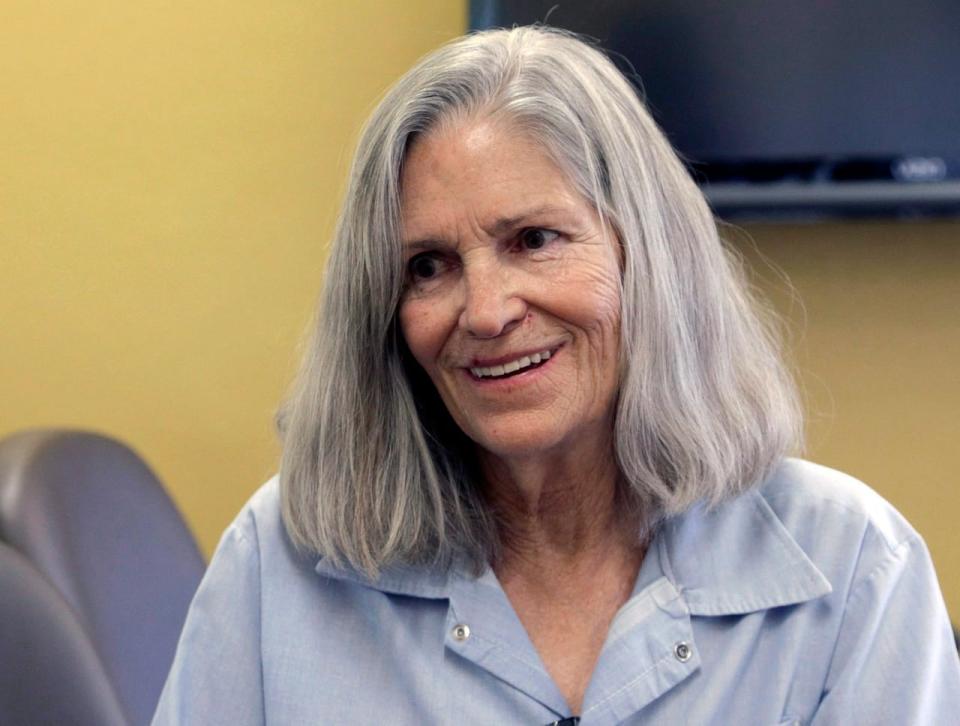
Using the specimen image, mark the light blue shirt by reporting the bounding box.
[153,459,960,724]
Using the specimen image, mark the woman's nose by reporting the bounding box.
[458,261,527,339]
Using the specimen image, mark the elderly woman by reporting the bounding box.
[154,27,959,725]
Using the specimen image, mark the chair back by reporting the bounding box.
[0,541,129,726]
[0,429,205,725]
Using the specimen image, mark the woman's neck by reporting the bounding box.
[479,437,642,576]
[478,435,648,717]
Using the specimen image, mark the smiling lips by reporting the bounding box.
[469,348,554,379]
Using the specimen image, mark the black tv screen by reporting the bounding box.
[471,1,960,219]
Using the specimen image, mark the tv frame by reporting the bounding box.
[469,1,960,221]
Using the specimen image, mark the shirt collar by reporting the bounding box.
[657,488,832,616]
[314,556,454,599]
[314,487,832,616]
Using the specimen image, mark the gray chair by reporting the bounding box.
[0,430,206,725]
[0,541,128,726]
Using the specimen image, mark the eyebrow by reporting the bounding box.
[487,205,572,235]
[401,204,577,250]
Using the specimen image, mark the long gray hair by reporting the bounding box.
[278,26,802,576]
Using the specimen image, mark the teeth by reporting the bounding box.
[470,349,554,379]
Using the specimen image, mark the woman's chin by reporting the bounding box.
[467,419,607,469]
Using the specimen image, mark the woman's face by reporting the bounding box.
[398,118,622,463]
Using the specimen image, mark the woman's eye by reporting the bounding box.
[519,228,559,250]
[408,253,441,280]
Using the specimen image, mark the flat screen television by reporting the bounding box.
[470,1,960,220]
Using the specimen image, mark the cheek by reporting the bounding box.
[398,301,444,372]
[572,291,622,378]
[562,268,622,341]
[581,297,621,361]
[587,255,623,336]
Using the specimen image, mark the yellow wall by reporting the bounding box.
[2,4,957,620]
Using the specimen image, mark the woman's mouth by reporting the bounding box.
[468,348,555,380]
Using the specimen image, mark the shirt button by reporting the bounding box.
[674,641,692,662]
[452,623,471,641]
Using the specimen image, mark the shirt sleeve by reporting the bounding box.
[811,534,960,724]
[152,511,266,725]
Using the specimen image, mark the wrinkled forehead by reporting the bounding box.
[398,117,599,245]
